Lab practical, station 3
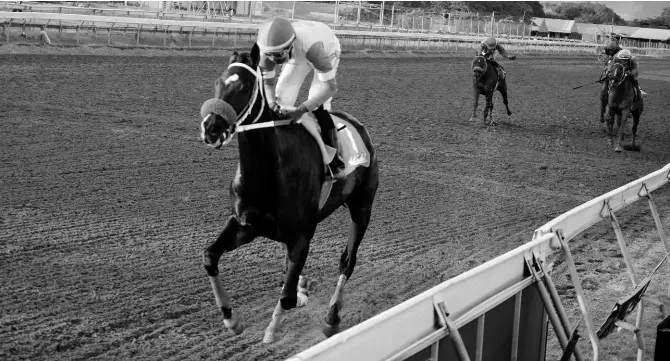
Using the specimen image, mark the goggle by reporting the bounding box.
[265,45,293,59]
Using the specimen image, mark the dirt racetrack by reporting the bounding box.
[2,49,670,361]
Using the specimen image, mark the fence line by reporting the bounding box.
[287,162,670,361]
[3,11,670,57]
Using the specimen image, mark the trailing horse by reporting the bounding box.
[605,63,643,152]
[470,55,512,126]
[198,45,379,343]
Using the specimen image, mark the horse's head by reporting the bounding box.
[200,44,265,148]
[472,56,487,81]
[608,62,627,89]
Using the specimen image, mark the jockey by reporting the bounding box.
[600,40,621,67]
[612,49,646,96]
[477,36,516,78]
[600,46,646,122]
[256,17,345,180]
[599,40,621,122]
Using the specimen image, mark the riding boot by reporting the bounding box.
[629,76,646,97]
[313,106,346,180]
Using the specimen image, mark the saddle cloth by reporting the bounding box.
[297,112,371,177]
[297,112,371,210]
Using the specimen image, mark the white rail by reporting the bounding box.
[287,162,670,360]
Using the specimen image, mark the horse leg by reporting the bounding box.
[499,81,512,119]
[470,87,479,122]
[614,110,626,152]
[203,216,261,335]
[263,230,313,343]
[631,109,640,150]
[323,195,375,337]
[615,107,630,152]
[599,84,608,123]
[486,93,496,126]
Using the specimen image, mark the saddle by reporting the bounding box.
[296,112,372,209]
[487,60,505,82]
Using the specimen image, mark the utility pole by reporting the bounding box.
[380,1,384,26]
[357,1,361,25]
[390,4,394,29]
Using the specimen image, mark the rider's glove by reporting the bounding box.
[269,101,282,113]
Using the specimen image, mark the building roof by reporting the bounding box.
[575,22,670,41]
[530,18,548,33]
[628,27,670,41]
[531,17,577,33]
[576,23,639,37]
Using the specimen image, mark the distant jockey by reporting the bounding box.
[599,43,646,122]
[256,17,345,180]
[611,49,646,96]
[477,36,517,79]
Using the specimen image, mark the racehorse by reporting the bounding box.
[605,62,643,152]
[470,55,512,126]
[199,45,379,343]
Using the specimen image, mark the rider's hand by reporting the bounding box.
[269,101,282,113]
[280,105,308,123]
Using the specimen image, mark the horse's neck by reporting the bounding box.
[237,128,279,183]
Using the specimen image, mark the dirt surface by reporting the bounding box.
[1,48,670,361]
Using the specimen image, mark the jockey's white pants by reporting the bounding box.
[275,57,340,111]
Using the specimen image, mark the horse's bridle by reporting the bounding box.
[608,63,627,90]
[202,62,293,147]
[472,55,487,77]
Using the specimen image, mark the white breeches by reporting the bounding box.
[275,58,340,111]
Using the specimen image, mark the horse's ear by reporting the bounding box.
[229,51,239,66]
[250,43,260,68]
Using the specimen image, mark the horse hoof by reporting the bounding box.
[614,146,622,153]
[469,117,475,122]
[322,323,341,338]
[224,317,245,335]
[263,326,283,343]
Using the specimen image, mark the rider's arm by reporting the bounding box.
[629,57,639,78]
[302,41,339,112]
[259,55,279,107]
[496,44,510,58]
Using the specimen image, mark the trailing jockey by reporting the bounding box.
[477,36,517,80]
[599,41,646,122]
[256,17,346,180]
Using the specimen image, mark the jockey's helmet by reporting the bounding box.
[604,40,620,54]
[616,49,632,66]
[617,49,631,59]
[484,36,497,50]
[257,17,295,64]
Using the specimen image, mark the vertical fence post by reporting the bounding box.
[643,187,670,297]
[136,24,142,46]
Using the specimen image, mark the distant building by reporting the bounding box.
[530,18,579,39]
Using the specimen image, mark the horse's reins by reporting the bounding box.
[204,62,293,147]
[227,62,293,133]
[608,64,627,90]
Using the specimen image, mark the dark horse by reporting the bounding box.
[605,63,643,152]
[199,45,379,343]
[470,55,512,126]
